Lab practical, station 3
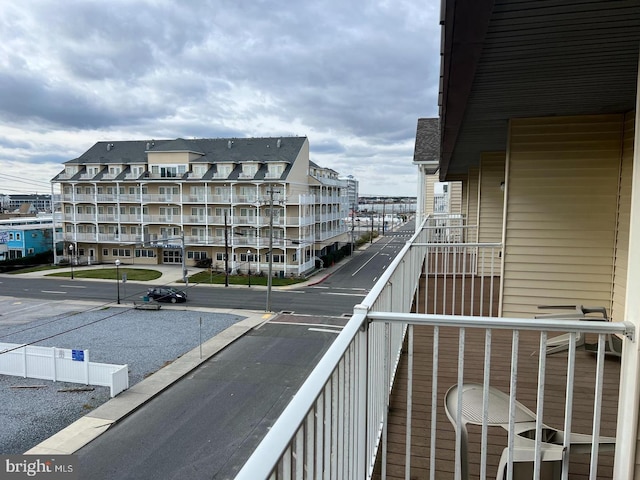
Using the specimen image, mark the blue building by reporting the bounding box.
[0,217,53,261]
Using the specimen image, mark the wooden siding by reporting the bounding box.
[611,112,635,323]
[502,115,623,318]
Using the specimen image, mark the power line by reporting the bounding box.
[0,173,51,189]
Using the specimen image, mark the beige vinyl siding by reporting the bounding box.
[467,167,480,242]
[501,115,623,318]
[461,177,469,218]
[478,153,506,244]
[611,112,635,323]
[425,175,437,215]
[478,153,505,276]
[449,181,463,214]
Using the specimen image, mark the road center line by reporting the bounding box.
[352,252,379,277]
[41,290,66,294]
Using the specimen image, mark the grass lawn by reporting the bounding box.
[47,268,162,281]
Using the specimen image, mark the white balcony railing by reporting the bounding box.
[236,217,634,479]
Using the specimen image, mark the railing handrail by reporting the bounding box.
[235,311,369,479]
[366,311,634,338]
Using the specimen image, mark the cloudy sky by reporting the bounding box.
[0,0,440,197]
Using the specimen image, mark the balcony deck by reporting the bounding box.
[374,274,620,479]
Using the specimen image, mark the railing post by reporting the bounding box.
[356,318,369,478]
[614,66,640,478]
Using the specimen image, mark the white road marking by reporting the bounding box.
[61,284,87,289]
[308,328,342,334]
[321,292,366,297]
[269,321,344,329]
[41,290,66,294]
[352,252,379,276]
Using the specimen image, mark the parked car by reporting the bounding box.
[146,287,187,303]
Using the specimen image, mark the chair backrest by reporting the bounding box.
[444,384,539,480]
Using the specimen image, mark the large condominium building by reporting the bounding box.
[51,136,350,277]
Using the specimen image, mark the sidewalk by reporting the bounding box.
[15,256,351,288]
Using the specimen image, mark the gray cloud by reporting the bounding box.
[0,0,440,195]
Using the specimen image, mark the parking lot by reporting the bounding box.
[0,296,248,454]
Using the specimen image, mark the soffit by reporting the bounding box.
[440,0,640,180]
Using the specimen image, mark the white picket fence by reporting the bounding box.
[0,342,129,397]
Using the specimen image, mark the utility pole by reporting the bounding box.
[382,198,386,235]
[266,187,275,312]
[224,211,229,287]
[371,211,374,244]
[351,203,355,255]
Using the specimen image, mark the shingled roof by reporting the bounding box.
[64,136,307,165]
[413,118,440,174]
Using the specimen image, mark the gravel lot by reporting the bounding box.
[0,305,245,454]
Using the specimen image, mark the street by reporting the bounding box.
[0,220,416,478]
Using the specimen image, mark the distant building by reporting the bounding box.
[51,136,350,276]
[339,175,359,211]
[6,194,52,213]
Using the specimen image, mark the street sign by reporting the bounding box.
[72,349,85,362]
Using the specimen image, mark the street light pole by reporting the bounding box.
[181,230,187,286]
[224,211,229,287]
[247,249,251,287]
[115,259,121,304]
[69,244,74,279]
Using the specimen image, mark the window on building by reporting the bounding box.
[103,248,109,256]
[135,249,156,258]
[187,251,207,260]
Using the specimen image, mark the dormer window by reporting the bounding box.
[131,166,144,177]
[267,163,284,178]
[193,165,208,177]
[241,164,258,177]
[216,164,233,178]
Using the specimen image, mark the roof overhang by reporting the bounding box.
[438,0,640,181]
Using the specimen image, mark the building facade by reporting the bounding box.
[0,217,54,261]
[51,136,350,277]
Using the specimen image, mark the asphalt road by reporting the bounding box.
[76,318,345,480]
[2,221,415,478]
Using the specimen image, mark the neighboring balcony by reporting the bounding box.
[236,217,631,480]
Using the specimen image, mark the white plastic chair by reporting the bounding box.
[535,305,620,357]
[444,383,615,480]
